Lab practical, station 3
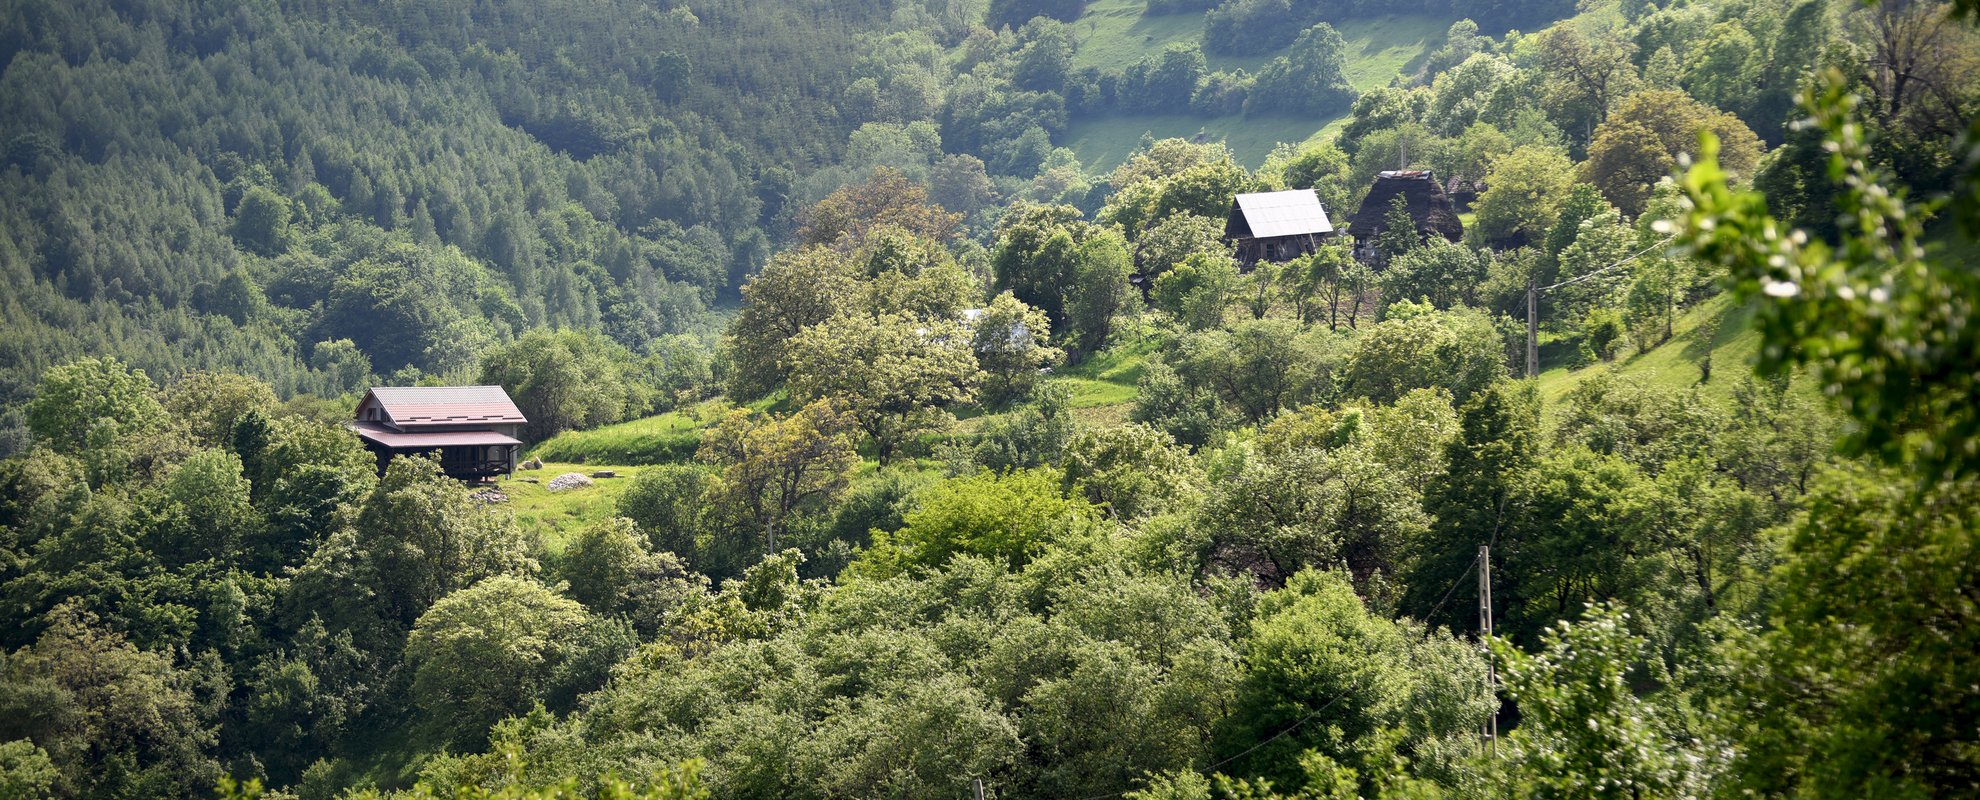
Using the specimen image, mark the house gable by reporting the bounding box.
[357,385,527,431]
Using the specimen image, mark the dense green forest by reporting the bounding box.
[1,0,1978,797]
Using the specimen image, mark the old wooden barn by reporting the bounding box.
[1224,188,1337,268]
[1348,170,1465,263]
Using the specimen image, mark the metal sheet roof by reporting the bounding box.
[348,421,522,448]
[1233,189,1334,239]
[362,386,527,426]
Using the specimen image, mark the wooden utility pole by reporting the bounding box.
[1523,236,1675,379]
[1525,279,1539,379]
[1478,544,1498,758]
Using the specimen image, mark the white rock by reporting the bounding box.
[546,472,595,492]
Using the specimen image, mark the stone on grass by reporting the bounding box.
[546,472,594,492]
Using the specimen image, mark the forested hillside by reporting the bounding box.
[2,0,1978,798]
[0,0,975,445]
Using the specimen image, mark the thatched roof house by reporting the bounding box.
[1348,170,1464,261]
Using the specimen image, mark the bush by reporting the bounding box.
[616,464,713,561]
[1584,308,1627,361]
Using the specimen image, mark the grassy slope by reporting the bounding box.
[1335,14,1448,90]
[953,337,1155,438]
[1064,115,1327,174]
[1064,5,1452,170]
[527,394,788,465]
[1534,295,1756,404]
[495,462,656,553]
[1071,0,1266,73]
[1051,339,1152,422]
[1530,293,1840,437]
[530,408,704,465]
[517,399,773,548]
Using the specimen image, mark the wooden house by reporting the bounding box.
[1223,189,1337,269]
[1445,174,1484,213]
[1348,170,1465,264]
[349,386,526,481]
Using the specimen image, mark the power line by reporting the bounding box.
[1540,235,1677,293]
[1424,549,1484,630]
[1525,235,1678,377]
[1202,672,1366,773]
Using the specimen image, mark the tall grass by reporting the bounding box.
[530,410,703,465]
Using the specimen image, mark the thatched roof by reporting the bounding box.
[1348,170,1464,243]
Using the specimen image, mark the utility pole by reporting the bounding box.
[1478,545,1498,758]
[1525,278,1539,379]
[973,777,986,800]
[1522,236,1674,380]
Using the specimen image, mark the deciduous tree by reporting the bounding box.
[1218,570,1489,794]
[616,464,712,562]
[857,468,1088,576]
[1493,605,1706,797]
[972,292,1062,404]
[797,167,961,249]
[724,247,861,400]
[26,358,166,456]
[1344,307,1506,406]
[230,185,294,257]
[1245,24,1357,116]
[1471,147,1577,246]
[1133,214,1228,276]
[1582,90,1763,215]
[287,456,533,652]
[160,371,278,450]
[478,329,650,441]
[783,313,981,464]
[406,576,593,748]
[0,604,220,797]
[699,401,859,551]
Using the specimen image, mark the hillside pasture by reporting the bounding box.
[529,408,704,465]
[496,462,653,552]
[1062,10,1455,170]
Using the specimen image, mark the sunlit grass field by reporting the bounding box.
[1063,7,1453,170]
[529,409,703,465]
[1065,114,1331,173]
[494,462,655,552]
[1531,293,1834,434]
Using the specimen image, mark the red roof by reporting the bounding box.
[359,386,527,428]
[348,421,522,449]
